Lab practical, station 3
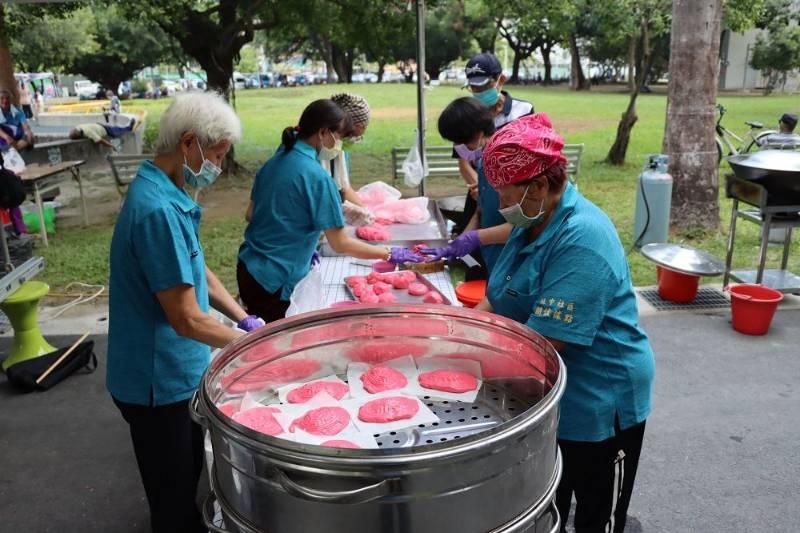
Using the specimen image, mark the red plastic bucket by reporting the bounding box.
[656,266,700,303]
[726,284,783,336]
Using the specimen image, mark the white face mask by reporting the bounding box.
[318,131,343,161]
[498,184,546,228]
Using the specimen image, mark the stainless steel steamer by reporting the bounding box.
[192,305,566,533]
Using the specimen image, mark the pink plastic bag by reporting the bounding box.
[371,198,430,224]
[357,182,401,209]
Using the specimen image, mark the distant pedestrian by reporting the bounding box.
[18,82,33,119]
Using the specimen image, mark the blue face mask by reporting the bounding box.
[474,86,499,106]
[183,139,222,189]
[499,185,547,228]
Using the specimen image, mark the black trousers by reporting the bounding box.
[237,260,290,324]
[113,397,206,533]
[556,420,646,533]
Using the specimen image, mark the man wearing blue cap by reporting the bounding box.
[453,53,533,280]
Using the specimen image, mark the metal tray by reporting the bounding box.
[320,198,449,257]
[343,271,452,305]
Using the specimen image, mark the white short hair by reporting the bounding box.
[154,91,242,155]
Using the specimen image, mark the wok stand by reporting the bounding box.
[723,174,800,293]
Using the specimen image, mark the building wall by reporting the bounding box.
[720,28,800,92]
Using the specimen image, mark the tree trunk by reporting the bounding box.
[627,37,636,93]
[606,95,639,165]
[377,61,386,83]
[0,4,19,105]
[510,49,522,83]
[569,33,590,91]
[541,45,553,85]
[663,0,723,231]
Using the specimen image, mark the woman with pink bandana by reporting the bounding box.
[478,113,655,533]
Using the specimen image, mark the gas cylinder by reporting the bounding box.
[633,154,673,248]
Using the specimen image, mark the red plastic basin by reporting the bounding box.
[726,284,783,336]
[656,266,700,303]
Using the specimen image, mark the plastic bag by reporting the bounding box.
[1,148,26,174]
[402,130,427,188]
[372,197,430,224]
[286,264,324,317]
[357,181,401,208]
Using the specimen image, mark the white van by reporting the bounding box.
[74,80,99,98]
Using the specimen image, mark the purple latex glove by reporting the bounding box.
[389,246,425,264]
[419,230,480,261]
[237,315,266,332]
[310,251,320,267]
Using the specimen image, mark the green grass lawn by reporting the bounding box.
[40,84,800,292]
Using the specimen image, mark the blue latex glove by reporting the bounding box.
[237,315,266,332]
[389,246,425,264]
[310,251,320,266]
[419,230,481,261]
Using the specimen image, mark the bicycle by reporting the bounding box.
[715,104,776,164]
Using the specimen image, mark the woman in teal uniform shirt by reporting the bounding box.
[238,99,422,321]
[478,113,655,533]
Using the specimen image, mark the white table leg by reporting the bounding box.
[33,184,49,247]
[73,168,89,226]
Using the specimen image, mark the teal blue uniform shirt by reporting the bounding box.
[239,140,345,300]
[107,161,210,406]
[487,183,654,442]
[0,104,27,127]
[476,159,504,273]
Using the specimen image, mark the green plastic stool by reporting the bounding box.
[1,281,56,371]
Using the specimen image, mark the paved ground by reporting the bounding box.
[0,309,798,532]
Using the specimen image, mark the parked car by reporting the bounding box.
[245,75,261,88]
[74,80,100,99]
[293,74,312,86]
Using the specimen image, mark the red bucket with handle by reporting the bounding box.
[725,284,783,335]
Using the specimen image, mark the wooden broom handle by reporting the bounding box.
[36,331,91,385]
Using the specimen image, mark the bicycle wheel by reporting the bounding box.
[743,130,777,153]
[715,137,724,165]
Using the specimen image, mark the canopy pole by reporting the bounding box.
[415,0,426,197]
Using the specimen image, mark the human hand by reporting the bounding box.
[389,247,426,264]
[419,230,480,261]
[237,315,266,332]
[468,183,479,200]
[343,200,374,227]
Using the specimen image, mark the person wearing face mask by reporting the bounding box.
[452,53,533,250]
[478,113,655,533]
[238,99,423,322]
[107,92,264,533]
[421,97,513,277]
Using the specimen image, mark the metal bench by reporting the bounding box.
[107,153,151,200]
[391,145,461,184]
[391,143,585,185]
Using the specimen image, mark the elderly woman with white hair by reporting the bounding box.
[107,92,262,533]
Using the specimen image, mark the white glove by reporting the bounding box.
[343,200,374,227]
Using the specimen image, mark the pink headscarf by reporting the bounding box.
[483,113,567,189]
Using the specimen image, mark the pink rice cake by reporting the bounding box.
[216,402,239,417]
[290,406,351,436]
[422,291,444,304]
[358,396,420,423]
[360,366,408,394]
[388,274,411,289]
[440,353,534,379]
[286,381,350,404]
[372,282,393,295]
[360,291,380,304]
[346,276,368,288]
[408,282,429,296]
[419,369,479,393]
[376,292,397,303]
[221,358,322,394]
[321,439,361,449]
[232,406,283,436]
[366,272,383,285]
[356,224,391,241]
[347,340,428,364]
